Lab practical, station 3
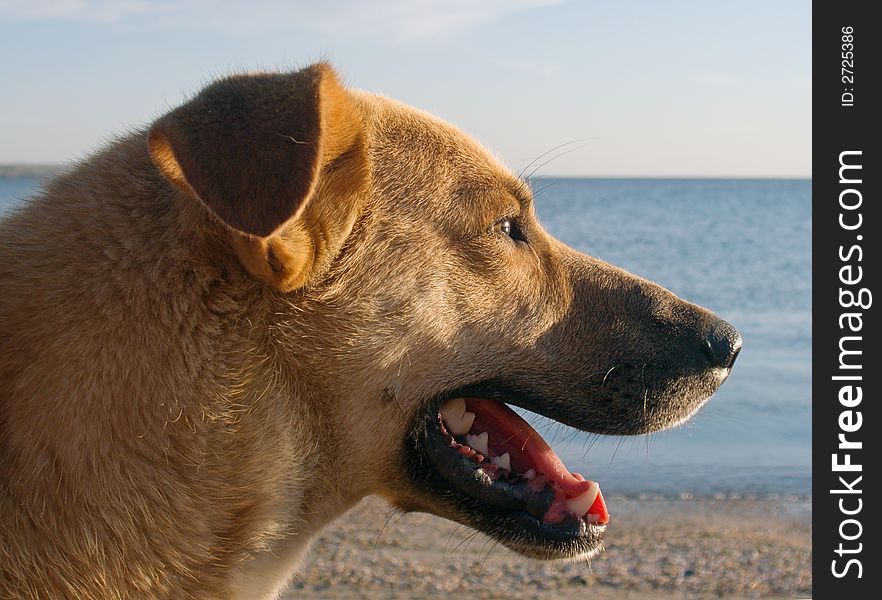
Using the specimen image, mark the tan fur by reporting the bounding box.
[1,63,733,599]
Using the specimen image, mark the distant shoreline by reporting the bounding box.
[0,164,66,178]
[0,164,810,181]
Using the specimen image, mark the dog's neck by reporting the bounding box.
[0,134,371,597]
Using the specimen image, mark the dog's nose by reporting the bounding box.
[702,319,742,369]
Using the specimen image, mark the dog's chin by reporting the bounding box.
[400,491,607,561]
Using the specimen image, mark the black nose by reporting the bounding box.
[702,319,742,369]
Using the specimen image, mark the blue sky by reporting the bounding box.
[0,1,810,177]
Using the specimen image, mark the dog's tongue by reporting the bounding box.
[456,398,609,525]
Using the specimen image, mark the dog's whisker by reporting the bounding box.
[608,437,626,470]
[602,365,617,388]
[474,537,493,573]
[525,141,594,181]
[581,432,600,461]
[371,507,404,561]
[444,524,466,560]
[641,364,649,422]
[476,537,498,574]
[530,180,561,200]
[450,527,476,555]
[517,138,593,181]
[453,530,482,561]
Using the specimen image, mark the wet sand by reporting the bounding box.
[281,496,811,599]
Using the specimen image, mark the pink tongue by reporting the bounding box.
[464,398,593,499]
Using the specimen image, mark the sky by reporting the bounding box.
[0,1,810,177]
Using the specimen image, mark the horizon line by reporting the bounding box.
[0,163,813,181]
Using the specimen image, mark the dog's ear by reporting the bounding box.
[148,63,365,291]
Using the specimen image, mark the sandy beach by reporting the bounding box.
[282,496,811,599]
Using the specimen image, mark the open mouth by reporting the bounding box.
[414,395,609,558]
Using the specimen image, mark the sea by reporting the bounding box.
[1,174,811,499]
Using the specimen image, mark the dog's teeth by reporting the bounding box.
[523,468,535,480]
[440,399,474,436]
[445,411,474,436]
[565,482,600,517]
[465,432,489,456]
[456,412,475,435]
[440,398,465,421]
[490,452,511,472]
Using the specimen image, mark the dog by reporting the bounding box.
[0,63,741,599]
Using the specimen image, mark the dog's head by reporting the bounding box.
[149,63,741,560]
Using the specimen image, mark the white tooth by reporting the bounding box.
[455,412,475,436]
[440,399,474,435]
[524,468,535,480]
[446,411,474,436]
[465,432,489,456]
[491,453,511,472]
[440,398,465,422]
[565,482,600,517]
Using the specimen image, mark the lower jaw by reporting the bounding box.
[496,508,606,557]
[413,399,607,558]
[426,492,606,560]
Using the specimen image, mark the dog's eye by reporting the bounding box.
[493,218,512,237]
[492,218,526,243]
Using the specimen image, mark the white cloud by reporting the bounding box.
[0,0,564,41]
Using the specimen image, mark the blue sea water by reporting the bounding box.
[0,175,811,497]
[530,178,811,498]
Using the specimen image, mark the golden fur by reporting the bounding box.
[1,63,735,599]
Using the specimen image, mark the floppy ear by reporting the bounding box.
[148,63,365,290]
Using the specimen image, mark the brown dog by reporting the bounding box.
[0,63,740,599]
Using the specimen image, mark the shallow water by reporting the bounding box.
[1,175,811,497]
